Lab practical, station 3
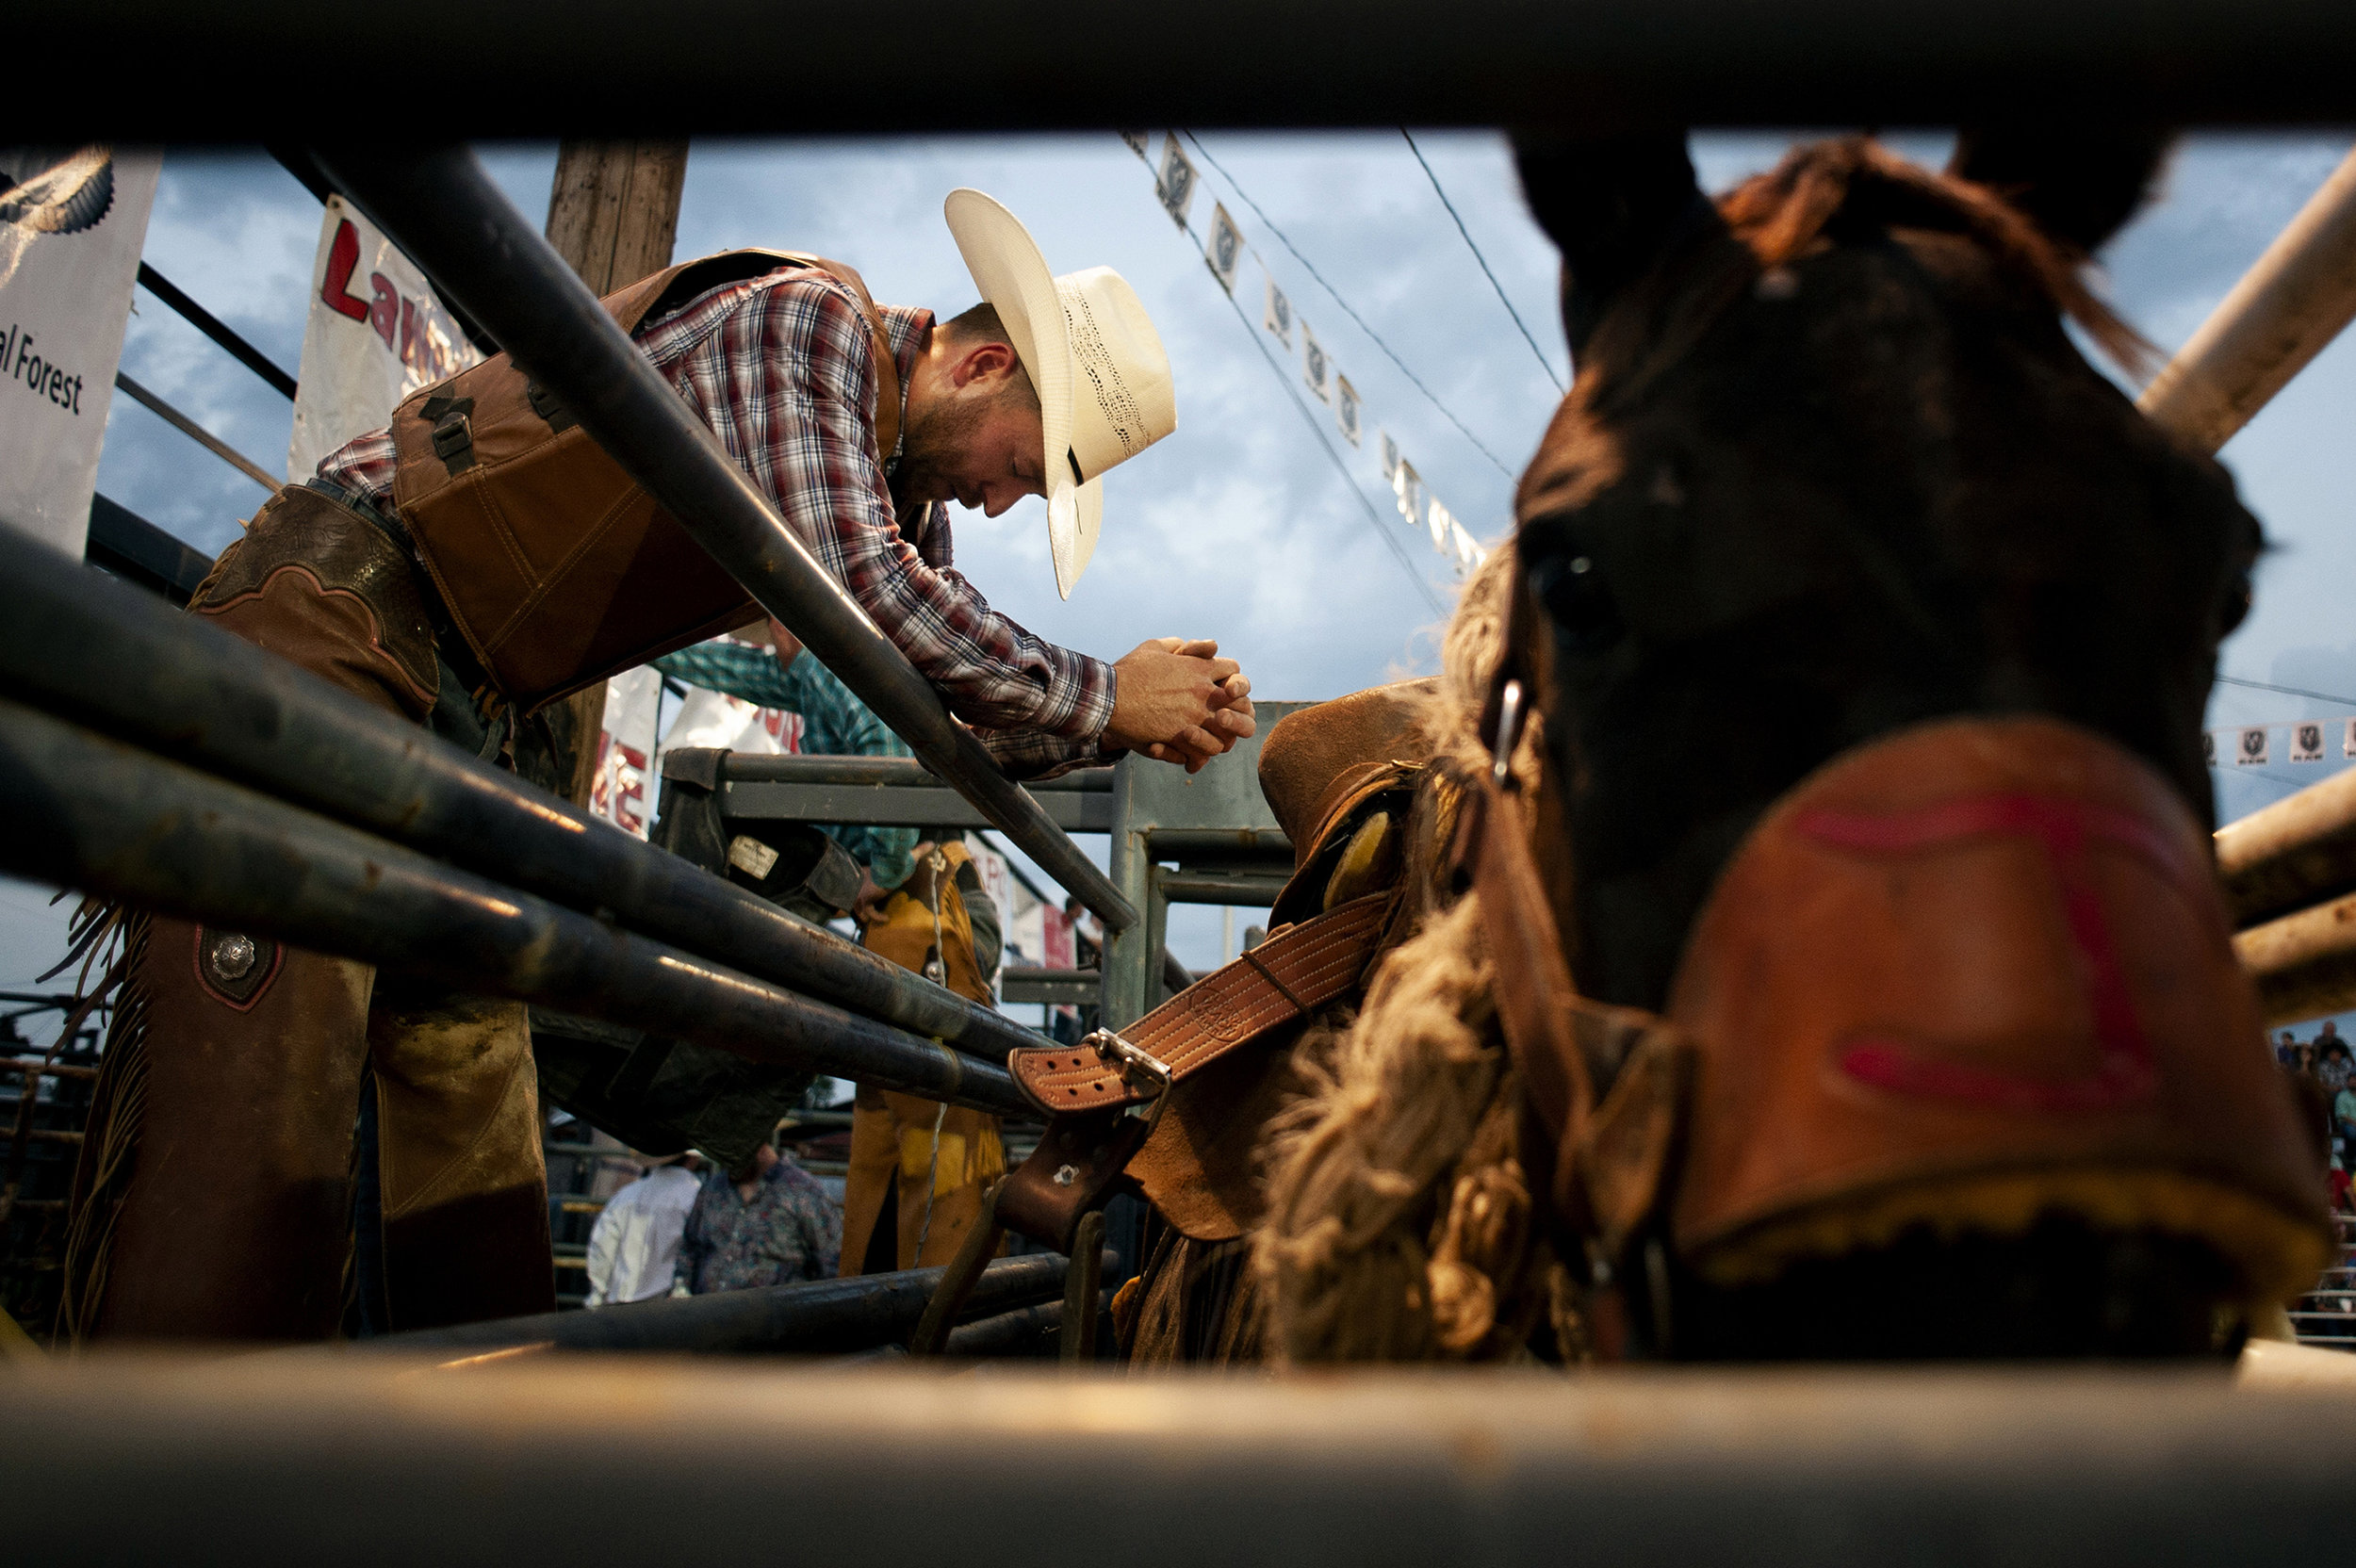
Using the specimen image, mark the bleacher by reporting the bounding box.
[2291,1211,2356,1351]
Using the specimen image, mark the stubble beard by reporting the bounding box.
[895,385,996,507]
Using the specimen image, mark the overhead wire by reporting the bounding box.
[1178,130,1521,482]
[2205,677,2356,781]
[1127,145,1446,617]
[2216,674,2356,708]
[1205,264,1448,618]
[2223,765,2344,792]
[1399,129,1567,395]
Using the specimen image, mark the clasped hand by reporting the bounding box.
[1104,638,1256,774]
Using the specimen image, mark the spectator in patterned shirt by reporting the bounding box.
[2319,1039,2353,1097]
[74,190,1252,1344]
[678,1142,842,1295]
[655,617,916,918]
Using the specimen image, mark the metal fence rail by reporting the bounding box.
[342,1252,1081,1356]
[24,2,2356,134]
[2139,147,2356,453]
[0,697,1024,1117]
[312,146,1137,935]
[5,1363,2353,1564]
[0,527,1039,1067]
[716,754,1118,833]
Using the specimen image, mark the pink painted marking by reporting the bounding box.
[1792,792,2171,1113]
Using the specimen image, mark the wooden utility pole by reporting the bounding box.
[540,139,690,806]
[546,140,692,297]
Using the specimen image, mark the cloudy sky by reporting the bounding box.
[7,130,2356,994]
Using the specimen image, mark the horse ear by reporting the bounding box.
[1512,129,1704,361]
[1948,125,2178,255]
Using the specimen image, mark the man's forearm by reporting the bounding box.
[832,528,1117,740]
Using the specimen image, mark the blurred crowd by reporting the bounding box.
[2277,1021,2356,1213]
[582,1139,842,1308]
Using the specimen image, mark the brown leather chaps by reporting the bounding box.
[63,486,554,1342]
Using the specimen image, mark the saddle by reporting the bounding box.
[994,681,1436,1251]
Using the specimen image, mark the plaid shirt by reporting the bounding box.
[317,266,1114,776]
[651,639,918,890]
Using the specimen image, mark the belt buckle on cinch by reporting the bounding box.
[1080,1027,1173,1144]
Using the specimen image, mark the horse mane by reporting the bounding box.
[1718,136,2152,375]
[1254,547,1573,1364]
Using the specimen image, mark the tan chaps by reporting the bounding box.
[839,1089,1006,1272]
[838,842,1005,1273]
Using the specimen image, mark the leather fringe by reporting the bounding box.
[57,907,151,1348]
[1127,1228,1268,1368]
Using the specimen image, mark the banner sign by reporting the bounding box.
[658,684,804,764]
[1118,138,1499,581]
[2205,713,2356,773]
[1449,517,1483,568]
[1262,271,1293,348]
[1334,375,1362,447]
[1392,458,1422,531]
[963,839,1038,987]
[962,836,1075,991]
[1425,494,1454,553]
[0,145,160,557]
[1301,319,1332,403]
[1204,203,1242,295]
[588,666,663,839]
[286,195,482,482]
[1041,906,1076,970]
[1155,137,1199,230]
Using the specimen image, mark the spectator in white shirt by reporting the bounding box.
[584,1153,702,1308]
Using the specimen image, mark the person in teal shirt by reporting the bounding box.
[653,618,918,906]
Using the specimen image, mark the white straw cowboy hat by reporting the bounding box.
[944,188,1176,598]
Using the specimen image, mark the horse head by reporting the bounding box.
[1258,133,2329,1364]
[1508,131,2255,1011]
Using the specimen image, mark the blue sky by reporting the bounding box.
[8,130,2356,1005]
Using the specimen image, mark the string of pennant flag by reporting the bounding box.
[1125,131,1492,579]
[2208,718,2356,770]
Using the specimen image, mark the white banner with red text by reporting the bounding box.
[0,145,161,557]
[286,196,483,482]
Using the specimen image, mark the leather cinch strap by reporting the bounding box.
[1006,892,1392,1116]
[993,892,1393,1251]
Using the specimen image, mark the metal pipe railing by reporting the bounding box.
[718,756,1115,792]
[7,1363,2355,1563]
[345,1252,1079,1356]
[2216,756,2356,1022]
[2139,146,2356,454]
[0,528,1039,1065]
[0,697,1027,1117]
[2142,149,2356,1022]
[2215,764,2356,928]
[26,3,2356,135]
[312,146,1137,935]
[2233,893,2356,1027]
